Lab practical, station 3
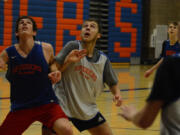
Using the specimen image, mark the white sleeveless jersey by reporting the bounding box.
[54,42,107,120]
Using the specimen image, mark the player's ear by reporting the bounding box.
[97,33,101,39]
[33,31,37,36]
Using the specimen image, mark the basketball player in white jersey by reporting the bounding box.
[42,19,123,135]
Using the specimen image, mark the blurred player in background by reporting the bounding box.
[144,22,179,78]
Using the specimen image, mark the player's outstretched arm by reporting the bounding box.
[119,100,163,129]
[144,58,164,78]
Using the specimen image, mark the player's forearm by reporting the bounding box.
[110,84,120,95]
[131,101,162,129]
[58,58,71,72]
[151,58,164,71]
[131,109,152,129]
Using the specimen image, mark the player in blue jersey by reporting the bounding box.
[144,22,180,78]
[0,16,73,135]
[42,19,123,135]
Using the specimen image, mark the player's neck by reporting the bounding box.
[18,37,34,54]
[169,35,177,45]
[82,41,96,57]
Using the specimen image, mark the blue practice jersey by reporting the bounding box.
[160,40,180,57]
[6,42,58,111]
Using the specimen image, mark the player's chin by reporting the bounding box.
[82,37,91,42]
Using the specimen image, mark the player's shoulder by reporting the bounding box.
[98,50,108,59]
[163,39,170,43]
[94,49,109,64]
[37,41,51,46]
[99,50,106,56]
[63,40,79,50]
[162,40,170,46]
[37,41,52,48]
[66,40,79,45]
[65,40,79,47]
[5,44,16,54]
[36,41,54,53]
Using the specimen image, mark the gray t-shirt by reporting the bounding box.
[54,40,118,120]
[160,99,180,135]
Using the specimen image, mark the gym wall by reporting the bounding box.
[0,0,142,63]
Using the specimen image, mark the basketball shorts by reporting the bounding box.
[42,112,106,132]
[0,103,67,135]
[70,112,106,132]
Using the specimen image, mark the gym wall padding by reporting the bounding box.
[0,0,142,63]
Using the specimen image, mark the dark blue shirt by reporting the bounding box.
[147,54,180,107]
[6,43,58,111]
[160,40,180,58]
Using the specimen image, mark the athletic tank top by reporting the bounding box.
[161,40,180,57]
[6,42,58,111]
[55,41,107,120]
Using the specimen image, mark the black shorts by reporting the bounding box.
[69,112,106,132]
[42,112,106,132]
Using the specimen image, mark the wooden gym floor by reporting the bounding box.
[0,64,160,135]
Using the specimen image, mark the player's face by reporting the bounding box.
[16,18,36,38]
[168,23,178,36]
[81,21,101,43]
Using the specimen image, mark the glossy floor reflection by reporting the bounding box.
[0,65,160,135]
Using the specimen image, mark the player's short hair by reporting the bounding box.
[168,21,178,27]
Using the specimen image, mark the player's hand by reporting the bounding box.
[66,49,87,63]
[119,105,137,121]
[113,94,123,107]
[144,69,153,78]
[48,70,61,84]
